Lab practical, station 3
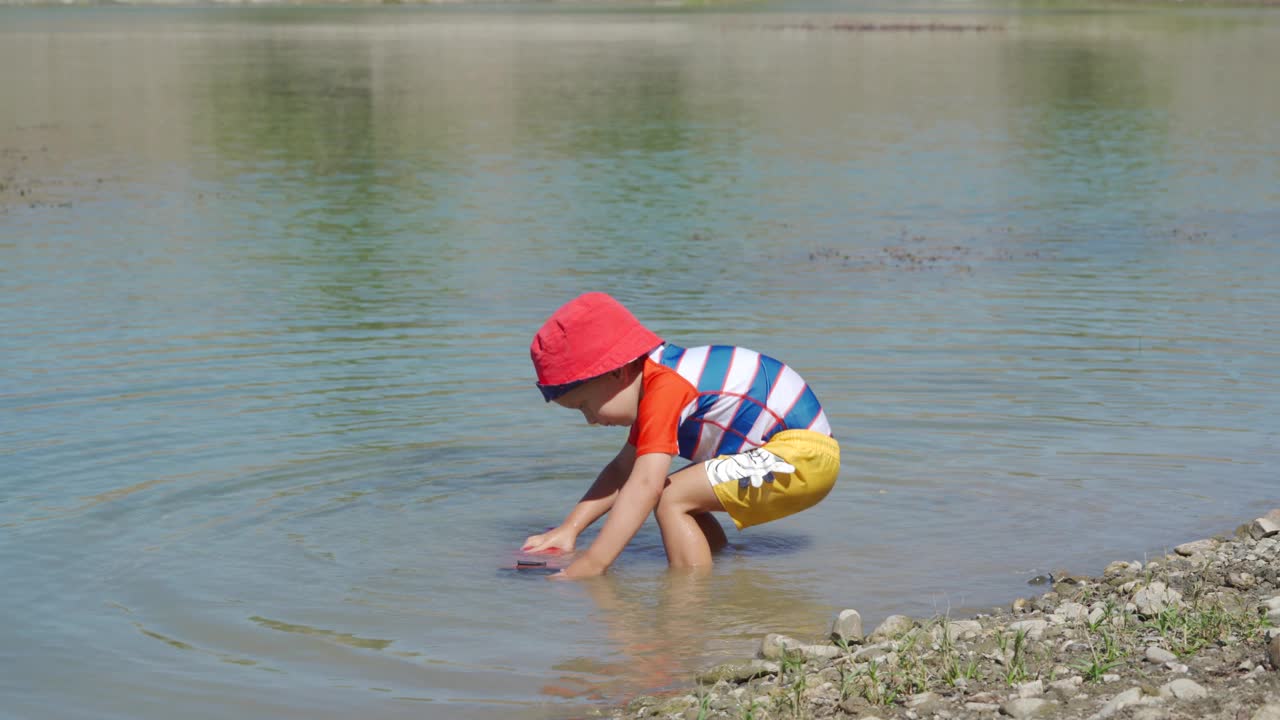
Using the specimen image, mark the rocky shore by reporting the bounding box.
[601,510,1280,720]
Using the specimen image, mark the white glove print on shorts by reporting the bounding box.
[705,448,797,489]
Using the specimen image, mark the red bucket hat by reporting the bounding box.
[531,292,663,402]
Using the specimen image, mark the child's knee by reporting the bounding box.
[653,488,680,517]
[655,485,699,518]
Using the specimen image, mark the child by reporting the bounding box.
[523,292,840,578]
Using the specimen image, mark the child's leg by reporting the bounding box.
[694,511,728,554]
[655,463,727,568]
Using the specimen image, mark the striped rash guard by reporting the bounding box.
[626,344,833,462]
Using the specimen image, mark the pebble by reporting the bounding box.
[1158,678,1208,700]
[1104,560,1140,576]
[696,659,777,684]
[1016,679,1044,698]
[1002,697,1049,719]
[1175,538,1219,556]
[853,643,892,662]
[758,633,800,660]
[798,643,841,660]
[830,608,863,644]
[1087,605,1106,626]
[933,619,982,643]
[1091,687,1153,720]
[1049,602,1087,624]
[1249,517,1279,540]
[1251,705,1280,720]
[1227,571,1256,589]
[1145,646,1178,664]
[907,691,942,715]
[869,614,916,640]
[1048,677,1083,702]
[1008,619,1049,639]
[1132,581,1184,617]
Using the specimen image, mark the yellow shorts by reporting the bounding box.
[709,430,840,530]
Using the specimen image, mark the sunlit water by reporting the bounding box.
[2,3,1279,718]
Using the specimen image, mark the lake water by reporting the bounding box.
[2,3,1279,718]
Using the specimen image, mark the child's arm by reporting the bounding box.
[557,452,672,578]
[522,444,637,554]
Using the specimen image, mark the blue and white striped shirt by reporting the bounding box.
[643,343,832,462]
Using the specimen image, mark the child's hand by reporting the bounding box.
[522,525,577,554]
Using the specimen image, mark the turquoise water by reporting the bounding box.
[2,4,1279,718]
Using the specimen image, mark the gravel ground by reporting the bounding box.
[600,509,1280,720]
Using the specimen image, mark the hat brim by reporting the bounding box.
[536,377,589,403]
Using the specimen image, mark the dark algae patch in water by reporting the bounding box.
[767,22,1004,33]
[807,229,1050,273]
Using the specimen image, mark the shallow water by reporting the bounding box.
[2,3,1279,718]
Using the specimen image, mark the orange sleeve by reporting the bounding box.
[627,359,699,458]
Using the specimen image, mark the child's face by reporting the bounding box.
[554,367,641,427]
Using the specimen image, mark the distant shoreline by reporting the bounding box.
[3,0,1280,8]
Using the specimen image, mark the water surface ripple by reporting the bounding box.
[2,5,1279,719]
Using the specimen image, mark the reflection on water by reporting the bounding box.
[553,564,836,701]
[2,5,1279,720]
